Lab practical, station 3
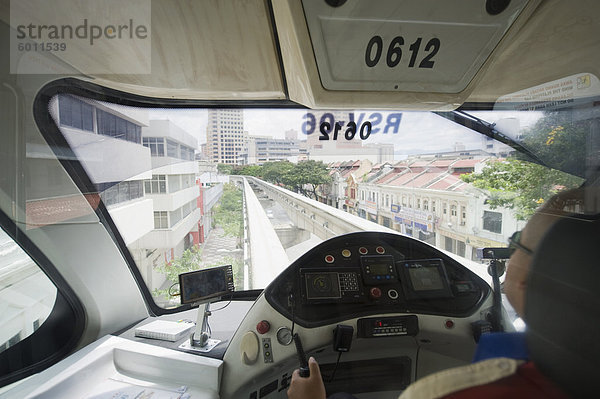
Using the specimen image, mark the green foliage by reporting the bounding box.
[152,246,203,301]
[517,110,587,177]
[283,160,332,200]
[213,183,243,237]
[461,158,582,220]
[261,161,295,185]
[217,163,234,175]
[155,246,204,284]
[461,110,588,220]
[232,165,262,176]
[224,160,332,200]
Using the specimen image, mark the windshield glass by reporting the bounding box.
[48,97,589,309]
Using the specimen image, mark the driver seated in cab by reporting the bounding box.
[287,189,593,399]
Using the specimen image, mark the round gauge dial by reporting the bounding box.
[276,326,293,346]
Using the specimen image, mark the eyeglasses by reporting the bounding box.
[508,230,534,256]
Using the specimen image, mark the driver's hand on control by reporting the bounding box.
[287,357,326,399]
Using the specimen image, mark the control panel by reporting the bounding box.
[300,256,455,305]
[265,232,489,328]
[357,315,419,338]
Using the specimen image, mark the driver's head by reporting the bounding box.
[504,189,584,318]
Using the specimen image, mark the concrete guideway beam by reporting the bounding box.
[245,177,397,240]
[234,177,289,289]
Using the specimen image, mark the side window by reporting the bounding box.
[0,221,84,387]
[0,228,57,355]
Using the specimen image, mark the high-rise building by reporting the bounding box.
[206,109,248,164]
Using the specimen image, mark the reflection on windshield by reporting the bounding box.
[47,98,588,308]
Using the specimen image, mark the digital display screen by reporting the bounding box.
[408,266,445,291]
[305,272,341,300]
[398,259,453,299]
[361,255,397,284]
[369,263,390,275]
[179,266,233,304]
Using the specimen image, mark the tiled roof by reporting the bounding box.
[409,160,432,167]
[404,172,445,188]
[430,160,454,168]
[427,174,462,190]
[452,159,485,168]
[386,172,421,186]
[376,170,404,184]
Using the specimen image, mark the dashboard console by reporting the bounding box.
[265,232,489,328]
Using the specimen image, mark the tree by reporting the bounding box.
[285,160,331,200]
[517,110,588,177]
[213,183,243,237]
[261,161,294,186]
[461,158,582,220]
[238,165,262,176]
[461,109,588,220]
[155,246,204,287]
[153,246,204,303]
[217,163,234,175]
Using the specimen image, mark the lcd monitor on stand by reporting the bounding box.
[177,265,234,353]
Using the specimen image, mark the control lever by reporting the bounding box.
[293,333,310,378]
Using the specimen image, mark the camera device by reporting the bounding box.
[478,247,512,260]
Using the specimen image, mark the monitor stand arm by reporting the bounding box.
[191,302,212,347]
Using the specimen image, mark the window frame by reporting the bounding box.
[145,174,167,194]
[153,211,169,229]
[58,95,94,133]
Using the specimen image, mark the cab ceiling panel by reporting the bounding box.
[272,0,560,110]
[466,0,600,103]
[66,0,285,100]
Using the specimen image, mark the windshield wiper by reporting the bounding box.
[434,110,547,167]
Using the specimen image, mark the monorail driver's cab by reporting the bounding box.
[0,1,599,398]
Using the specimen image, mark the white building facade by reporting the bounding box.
[130,120,201,292]
[355,157,524,262]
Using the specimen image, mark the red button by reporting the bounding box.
[256,320,270,334]
[325,255,334,263]
[376,246,385,254]
[444,320,454,329]
[359,247,368,255]
[370,287,382,299]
